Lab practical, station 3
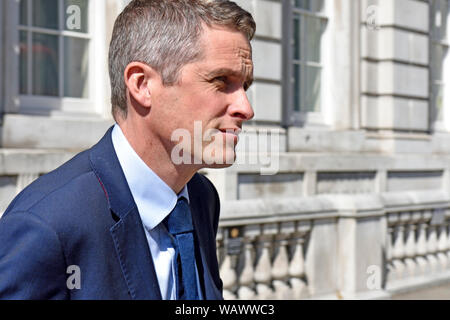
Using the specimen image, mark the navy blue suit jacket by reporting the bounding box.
[0,127,223,300]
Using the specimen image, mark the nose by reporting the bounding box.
[228,88,254,121]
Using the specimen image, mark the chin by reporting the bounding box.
[202,148,237,168]
[207,162,235,169]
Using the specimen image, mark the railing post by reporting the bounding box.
[288,229,309,299]
[391,213,406,280]
[237,225,258,300]
[219,227,241,300]
[404,212,418,278]
[437,222,448,273]
[385,213,397,284]
[254,224,276,299]
[415,211,429,276]
[426,223,439,275]
[446,218,450,270]
[272,234,290,300]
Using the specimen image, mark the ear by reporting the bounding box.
[124,62,156,108]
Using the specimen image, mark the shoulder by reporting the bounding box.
[188,173,220,209]
[0,149,98,299]
[2,148,107,228]
[188,172,221,234]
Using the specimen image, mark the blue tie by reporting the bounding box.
[164,197,199,300]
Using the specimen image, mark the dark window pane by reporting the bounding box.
[294,0,324,12]
[293,15,301,61]
[19,0,28,26]
[19,31,28,94]
[32,0,59,30]
[293,64,301,112]
[294,0,310,10]
[64,37,89,98]
[64,0,89,33]
[32,33,59,96]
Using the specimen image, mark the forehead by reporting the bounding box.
[197,25,253,74]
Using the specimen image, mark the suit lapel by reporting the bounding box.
[110,207,162,300]
[89,127,162,300]
[189,190,223,300]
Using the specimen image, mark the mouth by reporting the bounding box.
[218,128,241,143]
[218,128,242,135]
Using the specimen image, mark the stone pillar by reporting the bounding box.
[335,195,389,299]
[305,217,339,297]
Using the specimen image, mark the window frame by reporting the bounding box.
[3,0,105,117]
[282,0,329,128]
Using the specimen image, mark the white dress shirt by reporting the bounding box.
[111,124,202,300]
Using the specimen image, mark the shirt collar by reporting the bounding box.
[111,124,189,231]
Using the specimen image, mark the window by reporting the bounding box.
[284,0,328,126]
[430,0,449,131]
[4,0,102,115]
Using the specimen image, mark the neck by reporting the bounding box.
[117,120,200,194]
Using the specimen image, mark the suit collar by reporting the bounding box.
[89,127,162,299]
[111,124,189,231]
[89,126,135,219]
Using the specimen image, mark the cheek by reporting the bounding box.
[157,92,191,123]
[186,95,224,124]
[159,87,226,132]
[199,93,229,117]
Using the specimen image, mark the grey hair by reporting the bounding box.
[108,0,256,120]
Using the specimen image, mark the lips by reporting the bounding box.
[217,128,241,143]
[218,128,242,135]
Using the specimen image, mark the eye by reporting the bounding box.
[214,76,227,84]
[211,76,229,91]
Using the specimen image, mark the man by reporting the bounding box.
[0,0,255,300]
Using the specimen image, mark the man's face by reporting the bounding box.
[150,25,254,168]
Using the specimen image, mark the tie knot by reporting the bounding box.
[164,197,194,235]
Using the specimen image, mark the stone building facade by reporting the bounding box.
[1,0,450,299]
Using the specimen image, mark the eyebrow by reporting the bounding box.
[206,68,254,87]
